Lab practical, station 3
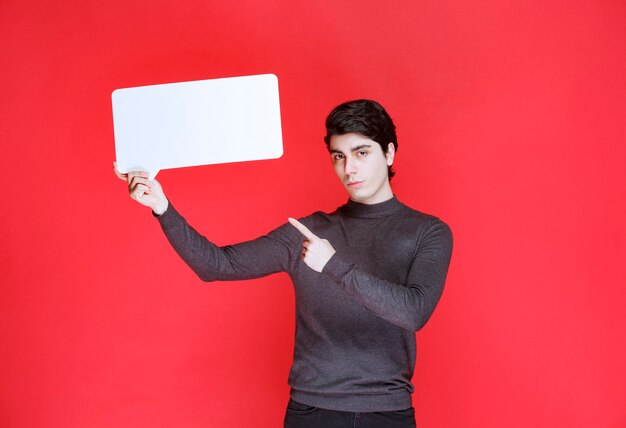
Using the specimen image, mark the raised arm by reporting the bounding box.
[114,162,294,281]
[157,204,294,281]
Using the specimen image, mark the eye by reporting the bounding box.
[332,153,345,161]
[357,150,368,157]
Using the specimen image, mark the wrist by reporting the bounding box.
[153,199,169,216]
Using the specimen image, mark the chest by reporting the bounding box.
[315,216,419,283]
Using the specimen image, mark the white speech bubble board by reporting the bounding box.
[112,74,283,179]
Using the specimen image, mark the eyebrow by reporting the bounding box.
[330,144,372,154]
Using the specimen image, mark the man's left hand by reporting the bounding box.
[288,218,336,272]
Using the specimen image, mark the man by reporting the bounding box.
[115,99,453,428]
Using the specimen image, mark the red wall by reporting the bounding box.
[2,1,625,426]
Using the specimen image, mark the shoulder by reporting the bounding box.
[295,210,339,237]
[265,209,335,243]
[394,202,453,246]
[395,201,450,228]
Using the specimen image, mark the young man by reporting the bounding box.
[115,99,453,428]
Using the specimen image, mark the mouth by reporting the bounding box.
[347,180,364,188]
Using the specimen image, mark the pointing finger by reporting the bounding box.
[288,218,318,240]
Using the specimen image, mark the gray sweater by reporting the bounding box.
[157,196,453,412]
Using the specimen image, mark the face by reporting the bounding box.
[329,133,395,205]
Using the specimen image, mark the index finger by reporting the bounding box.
[127,171,150,179]
[288,218,318,240]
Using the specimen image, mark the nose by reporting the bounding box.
[344,157,357,175]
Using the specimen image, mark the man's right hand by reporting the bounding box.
[113,162,169,215]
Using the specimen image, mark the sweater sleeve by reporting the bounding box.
[156,202,296,281]
[322,219,453,332]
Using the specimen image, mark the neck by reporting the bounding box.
[350,193,393,205]
[341,195,401,218]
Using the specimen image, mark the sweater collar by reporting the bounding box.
[339,196,402,218]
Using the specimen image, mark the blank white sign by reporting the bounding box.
[112,73,283,179]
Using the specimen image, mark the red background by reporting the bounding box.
[2,1,625,427]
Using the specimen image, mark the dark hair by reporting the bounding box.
[324,99,398,179]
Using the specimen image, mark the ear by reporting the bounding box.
[385,143,395,166]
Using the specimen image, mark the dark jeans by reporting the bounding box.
[283,399,416,428]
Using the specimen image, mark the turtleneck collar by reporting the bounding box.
[339,196,403,218]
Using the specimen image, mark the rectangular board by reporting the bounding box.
[112,73,283,179]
